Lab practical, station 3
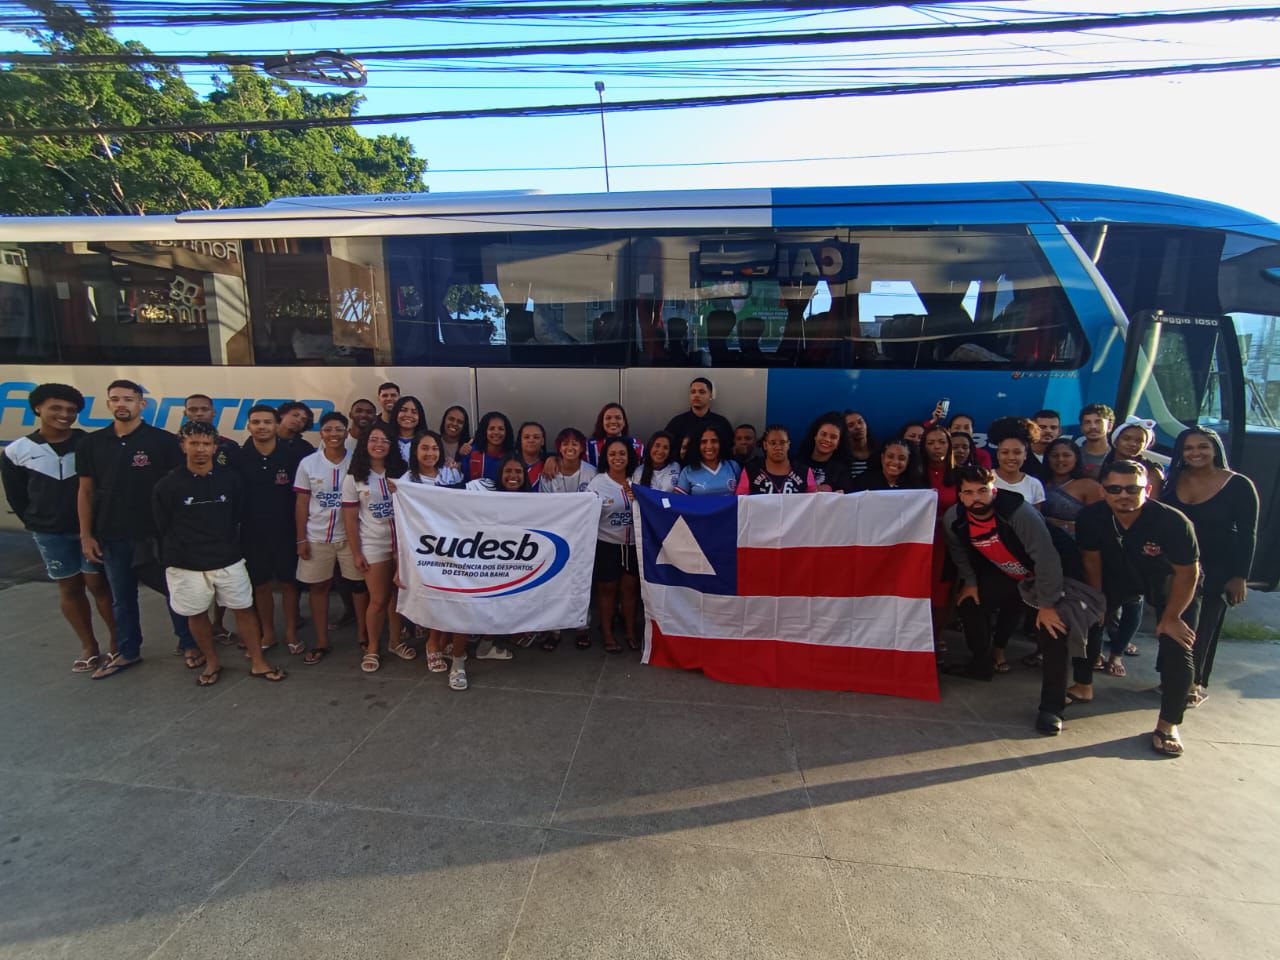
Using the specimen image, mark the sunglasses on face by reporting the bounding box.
[1102,484,1144,495]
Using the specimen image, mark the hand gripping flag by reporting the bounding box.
[633,487,940,701]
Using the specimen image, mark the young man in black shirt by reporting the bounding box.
[664,377,733,466]
[154,421,286,686]
[275,401,317,457]
[234,404,306,654]
[183,393,238,467]
[76,379,197,678]
[376,382,400,426]
[2,383,117,671]
[1076,460,1201,756]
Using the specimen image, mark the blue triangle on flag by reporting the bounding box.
[632,485,738,595]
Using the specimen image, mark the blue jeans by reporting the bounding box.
[1106,598,1143,659]
[100,538,195,661]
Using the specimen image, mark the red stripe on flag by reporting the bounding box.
[646,621,940,701]
[737,542,933,599]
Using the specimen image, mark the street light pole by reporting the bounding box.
[594,80,611,193]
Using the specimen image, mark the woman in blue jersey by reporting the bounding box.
[390,395,427,465]
[736,425,816,494]
[586,403,645,468]
[675,425,740,495]
[467,411,515,483]
[517,421,548,491]
[632,430,679,492]
[342,422,408,673]
[588,437,641,653]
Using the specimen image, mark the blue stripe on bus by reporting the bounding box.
[770,201,1054,228]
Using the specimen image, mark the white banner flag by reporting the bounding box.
[393,485,598,633]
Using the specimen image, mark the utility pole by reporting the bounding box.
[594,80,611,192]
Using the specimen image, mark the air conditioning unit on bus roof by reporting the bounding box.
[263,190,544,209]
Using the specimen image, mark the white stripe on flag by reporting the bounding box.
[736,489,937,548]
[642,581,933,652]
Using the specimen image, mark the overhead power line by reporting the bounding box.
[5,55,1278,138]
[0,0,986,29]
[3,6,1279,66]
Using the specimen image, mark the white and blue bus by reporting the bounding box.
[2,181,1279,581]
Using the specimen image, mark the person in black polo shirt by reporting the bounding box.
[664,377,733,466]
[153,421,286,686]
[2,382,117,672]
[76,379,198,679]
[276,401,317,458]
[234,404,307,656]
[1076,459,1201,756]
[183,393,238,468]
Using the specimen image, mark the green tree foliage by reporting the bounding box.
[0,4,427,214]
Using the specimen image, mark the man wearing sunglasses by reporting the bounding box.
[1076,460,1202,757]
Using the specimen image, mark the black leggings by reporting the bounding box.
[1151,594,1201,726]
[1193,580,1230,689]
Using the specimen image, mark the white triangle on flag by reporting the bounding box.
[655,515,717,575]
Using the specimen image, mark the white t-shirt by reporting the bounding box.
[293,449,353,543]
[994,473,1046,506]
[465,478,496,492]
[341,469,395,555]
[588,473,634,545]
[539,461,597,493]
[405,464,463,488]
[631,462,679,493]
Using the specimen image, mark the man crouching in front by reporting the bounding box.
[153,420,286,687]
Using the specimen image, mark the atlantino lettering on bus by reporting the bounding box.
[0,381,332,434]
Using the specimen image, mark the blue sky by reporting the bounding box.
[6,1,1280,220]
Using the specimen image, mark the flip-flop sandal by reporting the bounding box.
[542,633,562,651]
[361,652,381,673]
[184,652,207,670]
[603,640,624,654]
[250,668,287,682]
[1151,729,1184,756]
[92,657,142,680]
[72,655,100,673]
[992,660,1011,674]
[287,641,306,655]
[1105,660,1127,677]
[1021,652,1043,667]
[1125,643,1140,656]
[197,668,222,687]
[625,636,640,651]
[575,632,592,649]
[389,642,417,661]
[304,647,331,665]
[1064,693,1093,707]
[212,629,236,646]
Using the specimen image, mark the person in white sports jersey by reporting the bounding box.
[631,430,679,493]
[341,421,408,674]
[293,411,361,665]
[588,438,641,654]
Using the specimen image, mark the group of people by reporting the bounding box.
[1,375,1259,756]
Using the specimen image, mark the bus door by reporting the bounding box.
[1113,310,1279,586]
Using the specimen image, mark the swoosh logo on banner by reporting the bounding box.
[425,528,570,598]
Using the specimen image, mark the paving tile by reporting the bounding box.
[104,671,420,800]
[830,861,1200,960]
[553,697,822,856]
[152,805,544,960]
[598,653,782,709]
[1145,892,1280,959]
[507,831,850,960]
[1007,738,1280,901]
[465,642,605,697]
[0,771,291,960]
[313,684,592,826]
[786,710,1122,886]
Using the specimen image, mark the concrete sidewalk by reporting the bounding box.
[0,575,1278,959]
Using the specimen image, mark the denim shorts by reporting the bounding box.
[31,531,103,581]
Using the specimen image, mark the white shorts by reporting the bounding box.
[167,561,254,617]
[296,539,361,583]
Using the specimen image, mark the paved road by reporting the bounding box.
[1,537,1277,959]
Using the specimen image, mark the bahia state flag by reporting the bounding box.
[632,486,940,701]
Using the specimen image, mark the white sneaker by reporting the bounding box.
[449,657,468,691]
[475,638,513,661]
